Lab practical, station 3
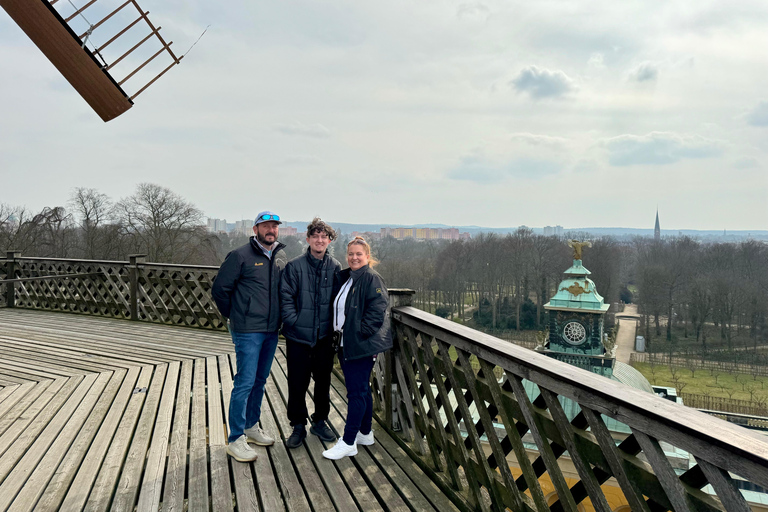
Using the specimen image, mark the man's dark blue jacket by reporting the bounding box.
[212,238,287,332]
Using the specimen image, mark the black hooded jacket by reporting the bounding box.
[212,237,287,332]
[332,265,392,361]
[279,248,342,346]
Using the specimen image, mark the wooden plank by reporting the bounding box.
[206,356,233,512]
[9,370,116,512]
[0,384,19,406]
[0,381,51,438]
[0,359,71,380]
[256,374,302,511]
[161,359,193,512]
[476,359,548,511]
[58,366,141,512]
[0,347,119,375]
[0,382,38,420]
[0,380,68,461]
[539,388,611,512]
[0,373,97,509]
[695,457,752,512]
[581,407,653,512]
[633,430,695,512]
[0,337,133,373]
[83,366,153,512]
[136,361,180,511]
[111,364,168,512]
[329,371,460,512]
[188,358,209,511]
[270,351,354,512]
[218,354,260,512]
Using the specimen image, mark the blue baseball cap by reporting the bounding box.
[254,211,282,225]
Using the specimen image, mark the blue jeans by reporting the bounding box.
[341,355,376,445]
[228,331,278,443]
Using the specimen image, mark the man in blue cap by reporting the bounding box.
[212,210,288,462]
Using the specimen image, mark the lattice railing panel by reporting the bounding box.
[13,259,130,318]
[380,306,768,512]
[1,257,226,330]
[137,265,225,330]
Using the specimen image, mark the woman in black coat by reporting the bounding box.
[322,236,392,460]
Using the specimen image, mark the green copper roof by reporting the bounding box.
[544,259,610,312]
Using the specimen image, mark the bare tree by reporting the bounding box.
[114,183,204,263]
[69,187,114,259]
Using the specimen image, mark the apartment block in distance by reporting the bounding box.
[380,227,471,241]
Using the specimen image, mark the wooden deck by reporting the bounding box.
[0,309,459,512]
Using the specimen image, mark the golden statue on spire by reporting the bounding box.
[567,240,592,260]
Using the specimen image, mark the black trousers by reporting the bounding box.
[286,337,336,426]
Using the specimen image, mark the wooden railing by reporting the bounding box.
[0,252,225,329]
[2,256,767,511]
[375,290,768,512]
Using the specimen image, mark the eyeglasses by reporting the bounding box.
[258,214,280,221]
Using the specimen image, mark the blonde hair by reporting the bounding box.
[347,236,378,267]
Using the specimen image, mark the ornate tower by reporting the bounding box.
[654,209,660,241]
[542,241,613,377]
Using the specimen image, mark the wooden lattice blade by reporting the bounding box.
[0,0,133,122]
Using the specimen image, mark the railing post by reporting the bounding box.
[387,288,415,431]
[128,254,146,321]
[4,251,21,308]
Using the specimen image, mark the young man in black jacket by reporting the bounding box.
[212,211,287,462]
[280,218,342,448]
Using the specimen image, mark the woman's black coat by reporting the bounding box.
[332,265,392,361]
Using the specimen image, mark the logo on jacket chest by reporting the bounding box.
[254,262,264,266]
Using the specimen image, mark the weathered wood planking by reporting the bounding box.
[0,308,464,512]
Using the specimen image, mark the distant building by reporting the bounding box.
[234,220,253,236]
[654,209,661,241]
[281,226,298,237]
[380,227,470,241]
[543,225,564,237]
[207,218,227,233]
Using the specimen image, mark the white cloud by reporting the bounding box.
[601,132,722,166]
[509,66,576,99]
[274,122,331,138]
[510,133,569,148]
[746,101,768,126]
[457,3,489,19]
[628,61,659,82]
[587,53,605,68]
[447,152,560,183]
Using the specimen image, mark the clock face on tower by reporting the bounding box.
[562,321,587,345]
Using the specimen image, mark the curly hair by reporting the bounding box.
[306,217,337,240]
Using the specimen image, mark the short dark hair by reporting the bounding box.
[307,217,336,240]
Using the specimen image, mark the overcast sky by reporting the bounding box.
[1,0,766,230]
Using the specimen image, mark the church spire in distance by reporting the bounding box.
[654,208,660,241]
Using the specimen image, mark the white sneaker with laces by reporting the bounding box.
[227,435,258,462]
[356,430,374,446]
[322,438,357,460]
[244,423,275,446]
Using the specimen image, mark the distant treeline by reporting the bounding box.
[2,185,766,343]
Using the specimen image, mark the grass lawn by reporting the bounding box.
[633,362,768,401]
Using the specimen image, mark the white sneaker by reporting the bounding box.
[322,438,357,460]
[356,430,374,446]
[244,423,275,446]
[227,435,258,462]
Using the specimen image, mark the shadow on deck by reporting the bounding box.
[0,309,455,512]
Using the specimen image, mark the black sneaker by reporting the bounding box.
[310,420,337,442]
[285,424,306,449]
